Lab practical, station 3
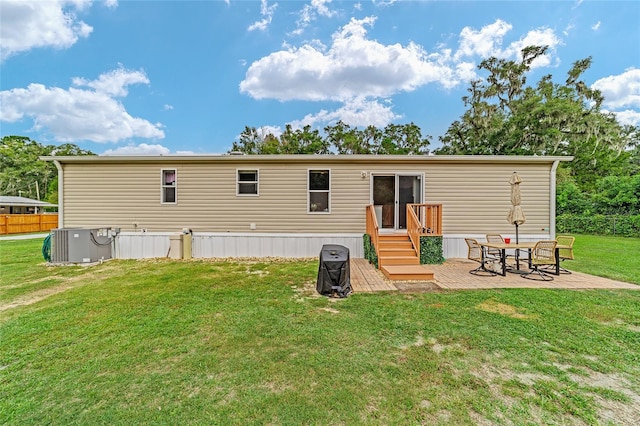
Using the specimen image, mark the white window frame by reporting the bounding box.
[307,169,331,214]
[161,168,177,204]
[236,169,259,196]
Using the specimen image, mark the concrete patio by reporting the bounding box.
[350,258,639,292]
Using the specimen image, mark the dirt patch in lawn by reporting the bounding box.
[471,362,640,424]
[0,281,75,312]
[1,276,62,290]
[566,368,640,424]
[476,299,537,320]
[291,280,322,302]
[394,281,440,293]
[0,264,125,313]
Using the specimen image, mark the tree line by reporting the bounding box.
[229,121,431,155]
[0,136,94,204]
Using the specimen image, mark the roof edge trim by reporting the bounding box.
[40,154,574,163]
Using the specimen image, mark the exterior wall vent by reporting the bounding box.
[51,228,70,263]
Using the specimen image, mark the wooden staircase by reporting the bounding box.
[377,234,435,281]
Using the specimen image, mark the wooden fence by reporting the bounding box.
[0,214,59,235]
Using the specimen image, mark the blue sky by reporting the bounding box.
[1,0,639,155]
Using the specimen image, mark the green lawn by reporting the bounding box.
[564,234,640,284]
[1,237,639,425]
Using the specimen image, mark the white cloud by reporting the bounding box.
[0,0,94,61]
[592,68,640,109]
[241,17,563,132]
[373,0,397,7]
[163,104,174,111]
[591,21,601,31]
[455,19,513,60]
[104,0,118,7]
[289,97,400,129]
[242,18,562,104]
[72,66,149,96]
[259,125,283,138]
[454,61,478,82]
[241,16,460,102]
[102,143,171,156]
[292,0,337,35]
[248,0,278,32]
[101,143,196,156]
[563,23,574,36]
[611,109,640,127]
[504,27,562,68]
[455,20,561,68]
[312,0,336,17]
[0,67,165,143]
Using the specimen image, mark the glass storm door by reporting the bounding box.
[373,174,422,230]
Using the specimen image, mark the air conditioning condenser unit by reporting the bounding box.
[51,228,113,264]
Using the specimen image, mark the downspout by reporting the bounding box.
[53,160,63,228]
[549,160,560,240]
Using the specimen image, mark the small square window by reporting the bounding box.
[161,169,177,204]
[237,170,258,195]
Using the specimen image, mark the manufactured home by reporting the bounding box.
[42,154,571,263]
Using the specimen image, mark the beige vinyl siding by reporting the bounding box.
[424,162,551,235]
[62,161,371,233]
[60,157,555,237]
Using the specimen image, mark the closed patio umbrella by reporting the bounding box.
[507,172,527,271]
[506,172,526,243]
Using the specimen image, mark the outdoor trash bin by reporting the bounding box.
[316,244,352,297]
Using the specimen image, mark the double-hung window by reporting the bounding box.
[308,169,330,213]
[161,169,177,204]
[237,170,258,196]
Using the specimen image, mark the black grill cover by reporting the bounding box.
[316,244,351,297]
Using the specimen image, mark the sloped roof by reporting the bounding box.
[0,196,57,207]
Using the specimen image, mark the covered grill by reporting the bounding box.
[316,244,351,297]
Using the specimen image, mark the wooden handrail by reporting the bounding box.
[408,204,443,236]
[365,205,380,263]
[407,205,421,258]
[407,203,443,260]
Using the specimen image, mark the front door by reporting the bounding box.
[373,174,423,230]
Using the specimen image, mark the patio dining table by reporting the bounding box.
[479,241,570,277]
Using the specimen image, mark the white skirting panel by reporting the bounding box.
[114,232,547,260]
[114,232,364,259]
[193,233,364,258]
[115,232,171,259]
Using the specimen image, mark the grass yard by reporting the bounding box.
[565,234,640,285]
[1,237,639,425]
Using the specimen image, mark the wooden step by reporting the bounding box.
[379,255,420,266]
[378,242,413,251]
[378,235,412,250]
[378,234,410,241]
[379,247,417,257]
[381,265,435,281]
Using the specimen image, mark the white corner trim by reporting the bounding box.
[54,160,63,228]
[550,160,560,240]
